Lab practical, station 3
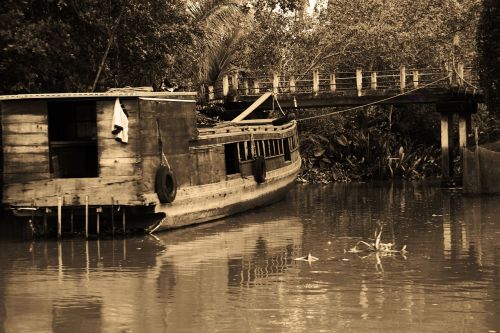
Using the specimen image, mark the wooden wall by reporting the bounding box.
[139,99,197,196]
[2,98,145,207]
[1,101,50,184]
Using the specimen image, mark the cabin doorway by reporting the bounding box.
[48,101,98,178]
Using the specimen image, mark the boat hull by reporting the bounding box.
[151,157,301,232]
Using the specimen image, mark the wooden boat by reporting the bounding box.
[0,90,301,234]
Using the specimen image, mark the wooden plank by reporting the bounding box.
[3,133,49,146]
[99,138,139,159]
[3,172,50,183]
[3,152,49,174]
[3,176,144,206]
[3,145,49,154]
[2,123,48,135]
[231,92,272,122]
[1,100,47,117]
[99,157,141,177]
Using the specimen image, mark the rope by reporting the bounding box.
[273,93,286,116]
[451,60,480,91]
[155,119,171,169]
[297,74,451,122]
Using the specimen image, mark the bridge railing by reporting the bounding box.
[206,63,479,101]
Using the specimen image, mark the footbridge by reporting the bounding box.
[205,64,484,182]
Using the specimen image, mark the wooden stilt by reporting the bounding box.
[85,195,89,239]
[70,210,74,234]
[122,207,126,234]
[96,207,102,237]
[57,197,62,239]
[43,213,47,236]
[111,197,115,236]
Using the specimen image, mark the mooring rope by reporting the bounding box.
[296,74,452,122]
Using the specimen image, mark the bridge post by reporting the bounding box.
[222,75,229,97]
[356,68,362,96]
[253,79,260,94]
[290,76,296,93]
[273,72,279,94]
[439,110,454,180]
[457,63,464,87]
[313,70,320,94]
[243,79,249,95]
[412,70,419,88]
[208,85,214,101]
[370,71,377,90]
[231,73,239,95]
[329,74,336,92]
[400,65,406,92]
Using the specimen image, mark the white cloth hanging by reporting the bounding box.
[111,98,128,143]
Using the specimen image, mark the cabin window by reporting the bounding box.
[48,101,98,178]
[283,138,291,161]
[224,143,240,175]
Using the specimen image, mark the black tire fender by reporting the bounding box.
[253,155,267,184]
[155,166,177,203]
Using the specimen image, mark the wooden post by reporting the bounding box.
[457,62,464,87]
[243,79,249,95]
[412,70,419,88]
[400,65,406,92]
[370,71,377,90]
[253,80,260,94]
[289,76,296,93]
[122,208,126,234]
[57,197,62,239]
[70,210,74,234]
[96,207,102,237]
[329,73,336,92]
[208,85,214,101]
[222,75,229,97]
[356,67,363,96]
[440,112,454,179]
[313,69,319,94]
[43,213,47,236]
[231,73,239,95]
[445,62,453,85]
[273,72,279,94]
[111,197,115,235]
[85,195,89,239]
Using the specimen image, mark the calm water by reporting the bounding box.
[0,182,499,333]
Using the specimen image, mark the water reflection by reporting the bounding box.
[0,182,498,332]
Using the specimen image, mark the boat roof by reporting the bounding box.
[0,91,197,101]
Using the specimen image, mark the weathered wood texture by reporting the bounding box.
[3,176,144,206]
[1,101,50,183]
[96,99,140,177]
[190,146,226,185]
[139,99,197,191]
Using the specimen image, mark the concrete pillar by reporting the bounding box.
[459,112,472,151]
[290,76,296,93]
[312,70,320,94]
[222,75,229,97]
[356,67,363,96]
[440,112,454,179]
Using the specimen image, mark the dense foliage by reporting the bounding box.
[1,0,497,182]
[477,0,500,116]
